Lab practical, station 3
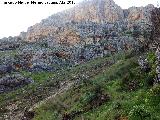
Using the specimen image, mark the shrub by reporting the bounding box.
[80,91,97,105]
[128,105,151,120]
[147,52,156,65]
[80,84,102,105]
[120,71,140,91]
[146,85,160,107]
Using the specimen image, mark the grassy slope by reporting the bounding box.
[0,52,125,118]
[0,51,159,120]
[33,51,160,120]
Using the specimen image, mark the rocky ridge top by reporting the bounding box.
[17,0,154,43]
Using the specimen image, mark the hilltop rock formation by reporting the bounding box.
[125,4,154,21]
[0,0,154,54]
[19,0,154,44]
[0,0,157,95]
[0,0,156,70]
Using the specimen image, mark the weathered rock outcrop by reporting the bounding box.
[21,0,154,44]
[125,4,154,21]
[23,0,123,42]
[0,74,33,93]
[0,0,156,73]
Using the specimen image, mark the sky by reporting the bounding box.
[0,0,159,39]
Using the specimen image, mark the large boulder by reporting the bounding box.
[0,74,33,93]
[0,65,13,75]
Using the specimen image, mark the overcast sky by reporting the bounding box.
[0,0,159,38]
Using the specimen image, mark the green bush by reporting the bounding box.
[80,84,102,105]
[147,52,156,65]
[146,85,160,107]
[80,91,97,105]
[129,105,151,120]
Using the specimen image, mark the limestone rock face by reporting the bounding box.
[24,0,125,42]
[22,0,154,45]
[0,0,156,84]
[126,4,155,22]
[71,0,124,23]
[25,25,57,42]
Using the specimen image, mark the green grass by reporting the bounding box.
[33,52,160,120]
[0,52,123,117]
[1,51,159,120]
[20,71,55,83]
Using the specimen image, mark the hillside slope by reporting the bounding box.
[0,1,159,120]
[32,51,159,120]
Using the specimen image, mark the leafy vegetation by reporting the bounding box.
[0,50,159,120]
[30,51,160,120]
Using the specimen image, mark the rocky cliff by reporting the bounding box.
[0,0,156,66]
[0,0,157,96]
[19,0,154,44]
